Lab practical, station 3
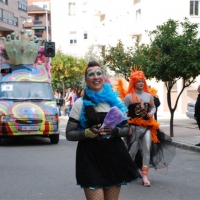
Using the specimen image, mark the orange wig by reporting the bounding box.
[121,66,160,143]
[127,69,151,103]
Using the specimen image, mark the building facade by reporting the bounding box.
[24,0,51,41]
[50,0,200,115]
[0,0,28,43]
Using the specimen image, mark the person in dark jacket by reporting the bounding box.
[194,85,200,146]
[153,95,160,120]
[149,87,160,121]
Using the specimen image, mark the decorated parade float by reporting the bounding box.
[0,31,59,144]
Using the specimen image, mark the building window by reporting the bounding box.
[69,31,77,44]
[70,39,77,44]
[68,3,76,16]
[35,30,43,38]
[0,0,8,5]
[82,1,87,13]
[2,10,18,26]
[84,32,87,39]
[136,9,141,23]
[190,0,200,16]
[18,0,27,12]
[0,8,2,20]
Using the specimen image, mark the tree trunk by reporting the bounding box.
[170,110,174,137]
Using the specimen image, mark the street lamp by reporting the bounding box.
[43,3,48,41]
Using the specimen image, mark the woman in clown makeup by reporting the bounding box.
[65,61,141,200]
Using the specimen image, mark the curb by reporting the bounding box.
[172,141,200,153]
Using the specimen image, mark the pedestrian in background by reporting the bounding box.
[64,88,71,116]
[72,89,78,102]
[54,90,64,116]
[66,61,141,200]
[65,89,75,116]
[57,91,64,116]
[149,86,160,121]
[194,84,200,146]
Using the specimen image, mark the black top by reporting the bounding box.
[128,102,151,120]
[194,94,200,121]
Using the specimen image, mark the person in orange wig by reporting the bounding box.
[122,67,176,188]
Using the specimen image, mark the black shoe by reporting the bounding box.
[195,143,200,146]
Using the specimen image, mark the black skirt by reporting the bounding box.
[76,137,141,188]
[133,129,176,170]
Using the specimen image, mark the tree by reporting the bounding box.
[133,18,200,137]
[103,18,200,137]
[103,40,136,81]
[51,51,87,95]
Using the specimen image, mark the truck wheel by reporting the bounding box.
[50,134,59,144]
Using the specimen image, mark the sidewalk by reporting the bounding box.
[157,111,200,153]
[60,111,200,153]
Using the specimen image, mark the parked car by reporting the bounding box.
[186,102,196,120]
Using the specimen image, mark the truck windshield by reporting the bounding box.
[0,82,54,100]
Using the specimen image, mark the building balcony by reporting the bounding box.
[23,20,50,29]
[34,20,43,25]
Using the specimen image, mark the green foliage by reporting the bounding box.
[103,40,136,81]
[103,18,200,137]
[134,18,200,85]
[51,51,87,93]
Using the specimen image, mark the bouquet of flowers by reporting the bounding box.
[101,106,124,128]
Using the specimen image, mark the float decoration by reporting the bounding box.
[1,31,42,65]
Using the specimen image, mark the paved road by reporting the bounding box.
[0,118,199,200]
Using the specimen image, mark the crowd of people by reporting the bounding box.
[64,61,176,200]
[54,88,79,116]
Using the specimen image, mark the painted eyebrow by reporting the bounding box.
[87,68,102,72]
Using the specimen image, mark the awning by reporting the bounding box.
[31,26,45,30]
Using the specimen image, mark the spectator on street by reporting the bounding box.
[194,84,200,146]
[65,89,76,116]
[57,91,64,116]
[64,88,71,116]
[149,86,160,121]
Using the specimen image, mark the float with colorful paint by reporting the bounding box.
[0,32,59,144]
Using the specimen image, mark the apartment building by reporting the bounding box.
[0,0,28,42]
[23,0,51,41]
[50,0,200,114]
[50,0,135,56]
